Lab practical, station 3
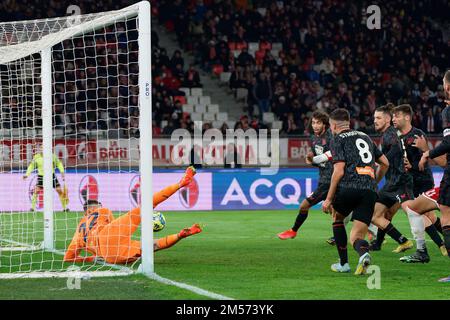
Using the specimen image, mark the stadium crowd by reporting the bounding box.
[156,0,450,135]
[0,0,449,136]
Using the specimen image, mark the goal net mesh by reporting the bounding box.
[0,4,145,278]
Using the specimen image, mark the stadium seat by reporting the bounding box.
[270,49,280,57]
[262,112,275,123]
[248,42,259,52]
[187,96,199,105]
[173,95,187,104]
[235,42,247,50]
[220,72,231,83]
[212,121,223,129]
[194,104,207,113]
[179,87,190,96]
[203,113,216,122]
[272,42,283,51]
[257,8,267,16]
[226,121,236,129]
[271,121,283,130]
[208,104,219,114]
[199,96,211,105]
[190,112,203,121]
[259,41,271,51]
[236,88,248,102]
[216,112,228,121]
[54,129,64,137]
[255,49,266,65]
[182,104,194,114]
[191,88,203,97]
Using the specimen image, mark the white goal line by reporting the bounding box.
[0,237,234,300]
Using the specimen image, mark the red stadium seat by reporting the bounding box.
[236,42,248,50]
[212,64,224,76]
[228,42,236,50]
[173,96,187,105]
[259,41,272,51]
[255,49,266,65]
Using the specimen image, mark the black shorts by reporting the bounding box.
[332,188,377,226]
[438,177,450,207]
[413,180,434,198]
[36,175,60,188]
[377,183,414,208]
[306,183,329,206]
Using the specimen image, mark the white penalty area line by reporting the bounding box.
[149,273,234,300]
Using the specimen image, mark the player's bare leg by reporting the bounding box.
[371,202,413,253]
[154,224,203,252]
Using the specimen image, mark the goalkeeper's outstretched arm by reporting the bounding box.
[23,156,36,180]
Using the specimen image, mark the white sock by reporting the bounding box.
[368,223,378,236]
[406,206,426,250]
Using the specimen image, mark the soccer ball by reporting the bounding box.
[153,211,166,232]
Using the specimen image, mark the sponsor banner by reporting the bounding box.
[286,136,444,165]
[0,139,97,167]
[211,168,445,211]
[0,172,212,212]
[212,168,319,210]
[0,137,445,167]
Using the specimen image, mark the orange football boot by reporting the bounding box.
[178,223,203,239]
[179,166,196,188]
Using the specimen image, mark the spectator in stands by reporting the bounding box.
[253,73,272,121]
[183,64,202,88]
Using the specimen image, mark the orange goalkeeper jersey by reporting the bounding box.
[64,207,114,262]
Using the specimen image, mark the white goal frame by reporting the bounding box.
[0,1,154,279]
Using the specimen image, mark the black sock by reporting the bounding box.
[375,228,386,247]
[443,226,450,258]
[384,223,407,244]
[292,211,308,232]
[333,222,348,265]
[353,238,370,257]
[425,225,444,247]
[434,217,443,234]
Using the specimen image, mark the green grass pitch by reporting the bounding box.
[1,210,449,299]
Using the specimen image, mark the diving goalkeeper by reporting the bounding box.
[63,166,202,264]
[23,145,69,212]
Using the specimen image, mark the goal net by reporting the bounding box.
[0,1,153,279]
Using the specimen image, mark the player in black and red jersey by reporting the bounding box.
[414,70,450,282]
[369,104,414,254]
[278,111,334,241]
[392,104,445,262]
[322,109,389,275]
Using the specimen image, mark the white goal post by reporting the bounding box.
[0,1,153,278]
